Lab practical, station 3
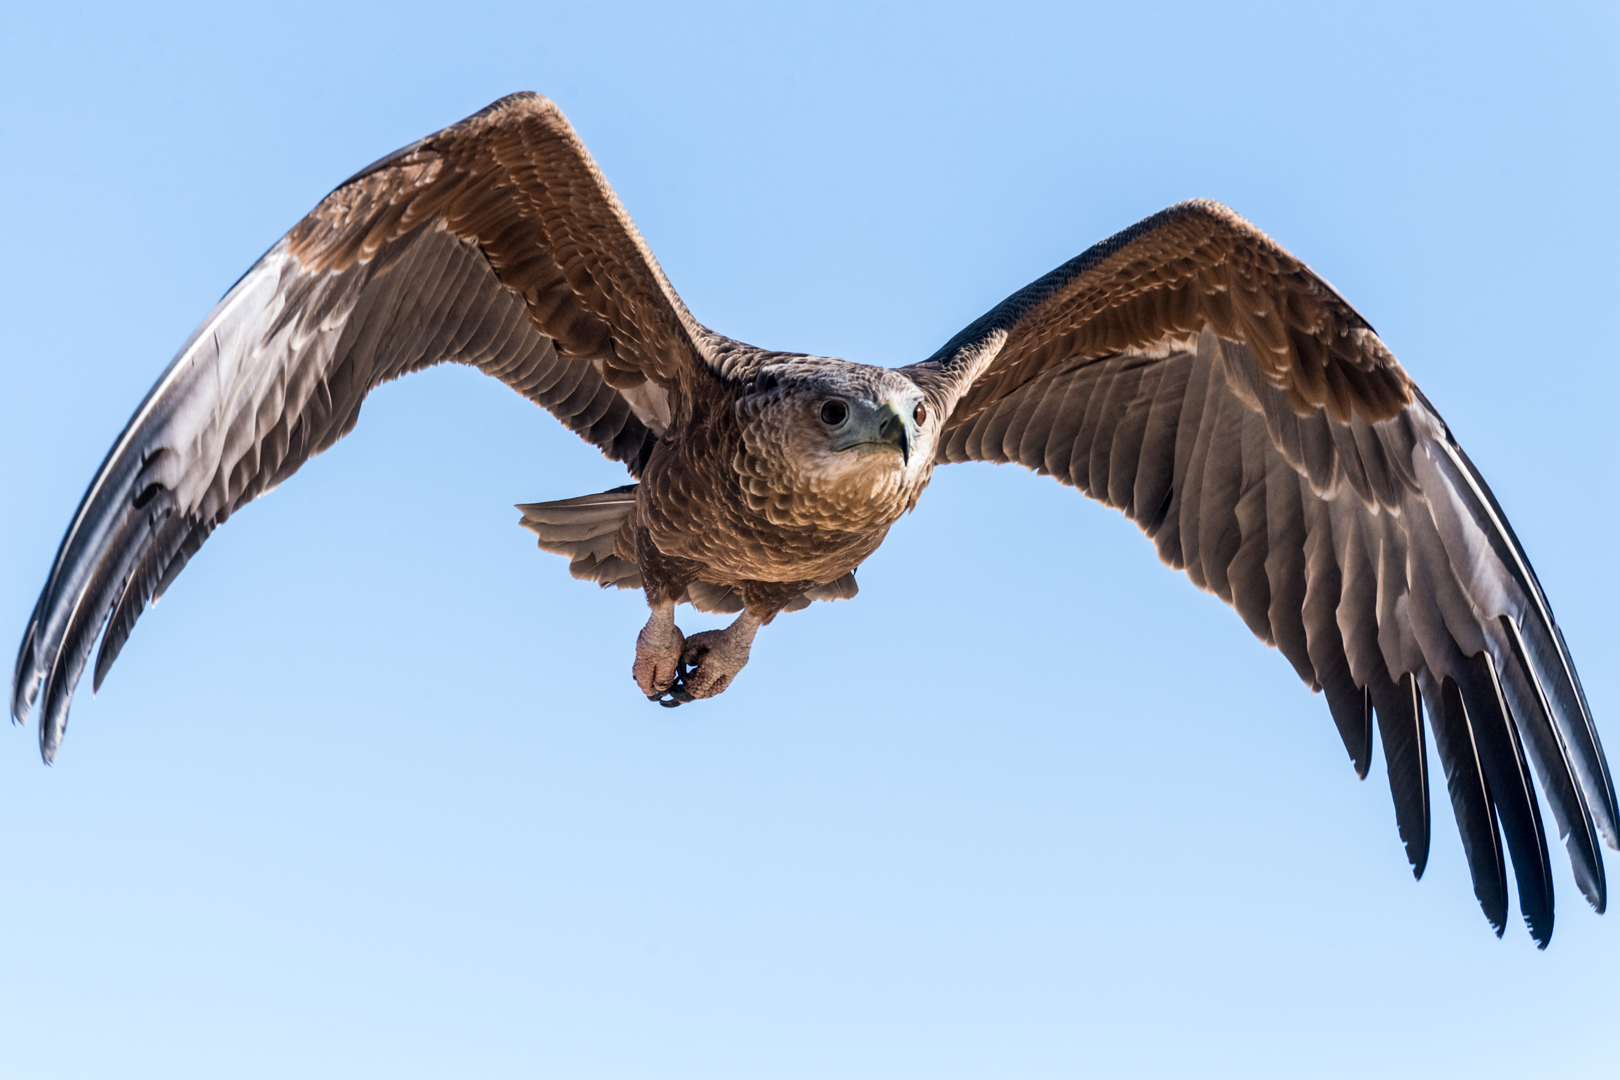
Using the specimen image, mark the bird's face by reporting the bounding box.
[734,359,938,530]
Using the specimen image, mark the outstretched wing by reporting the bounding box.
[905,200,1615,945]
[12,92,722,762]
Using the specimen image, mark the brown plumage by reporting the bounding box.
[11,93,1613,946]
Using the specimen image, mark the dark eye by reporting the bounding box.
[820,400,848,426]
[913,402,929,425]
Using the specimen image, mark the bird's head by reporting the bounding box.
[733,358,938,530]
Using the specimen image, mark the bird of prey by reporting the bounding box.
[11,92,1612,946]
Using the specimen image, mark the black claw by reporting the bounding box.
[647,660,698,707]
[647,683,686,707]
[644,654,703,712]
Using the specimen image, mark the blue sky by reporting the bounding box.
[2,2,1617,1077]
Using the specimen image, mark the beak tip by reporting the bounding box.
[873,403,913,466]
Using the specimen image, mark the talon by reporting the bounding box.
[648,675,695,707]
[633,603,762,705]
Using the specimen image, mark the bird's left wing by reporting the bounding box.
[903,200,1613,945]
[12,93,728,762]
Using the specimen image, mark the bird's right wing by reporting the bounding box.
[13,92,723,761]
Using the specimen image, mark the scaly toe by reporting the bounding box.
[632,622,686,699]
[677,629,750,700]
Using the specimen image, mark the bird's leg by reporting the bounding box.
[633,598,686,700]
[675,609,764,701]
[631,529,702,701]
[674,579,812,702]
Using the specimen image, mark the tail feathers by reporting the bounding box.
[517,485,642,589]
[804,573,859,603]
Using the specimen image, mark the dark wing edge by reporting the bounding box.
[906,202,1614,945]
[11,92,718,761]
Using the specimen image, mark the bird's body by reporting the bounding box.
[12,92,1614,944]
[632,358,929,587]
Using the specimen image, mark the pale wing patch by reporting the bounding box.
[614,374,672,434]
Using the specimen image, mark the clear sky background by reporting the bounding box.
[2,2,1617,1077]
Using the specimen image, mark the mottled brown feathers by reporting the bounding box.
[287,92,704,392]
[915,200,1413,431]
[635,362,929,589]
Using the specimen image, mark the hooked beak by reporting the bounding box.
[830,397,918,467]
[877,404,910,466]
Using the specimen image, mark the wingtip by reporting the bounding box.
[11,621,39,726]
[1572,836,1607,913]
[36,676,69,766]
[8,681,26,728]
[1323,679,1373,781]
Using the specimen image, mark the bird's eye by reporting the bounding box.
[820,400,848,426]
[913,402,929,425]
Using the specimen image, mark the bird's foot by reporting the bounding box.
[633,607,686,701]
[648,611,762,707]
